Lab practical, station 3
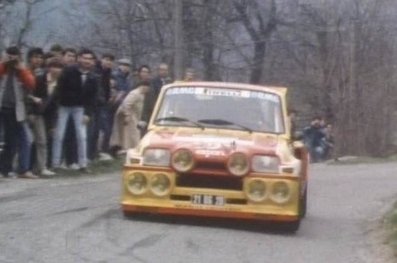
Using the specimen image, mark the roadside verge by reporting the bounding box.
[385,202,397,258]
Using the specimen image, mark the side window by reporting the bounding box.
[274,101,284,133]
[259,99,284,133]
[259,100,275,132]
[156,95,176,119]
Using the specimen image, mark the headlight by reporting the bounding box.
[245,179,267,202]
[125,150,142,165]
[143,149,170,167]
[127,173,147,195]
[172,149,195,173]
[252,155,280,173]
[227,153,249,176]
[150,173,172,197]
[270,181,291,204]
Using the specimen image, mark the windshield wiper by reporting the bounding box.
[198,119,253,133]
[155,116,205,129]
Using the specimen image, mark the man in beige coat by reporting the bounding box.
[110,81,151,152]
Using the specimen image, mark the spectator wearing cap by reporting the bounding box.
[0,46,38,179]
[28,58,64,177]
[109,59,133,152]
[52,49,98,173]
[112,58,133,101]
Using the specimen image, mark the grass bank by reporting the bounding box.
[385,202,397,258]
[327,154,397,165]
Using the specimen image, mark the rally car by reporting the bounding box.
[121,82,309,231]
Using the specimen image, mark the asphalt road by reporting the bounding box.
[0,162,396,263]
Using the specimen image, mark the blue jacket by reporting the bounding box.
[112,68,132,93]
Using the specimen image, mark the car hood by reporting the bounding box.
[138,127,287,161]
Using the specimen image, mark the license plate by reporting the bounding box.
[191,194,225,206]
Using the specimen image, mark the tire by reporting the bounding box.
[280,186,306,232]
[123,210,136,219]
[282,219,301,233]
[300,187,307,218]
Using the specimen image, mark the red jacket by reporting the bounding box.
[0,63,35,90]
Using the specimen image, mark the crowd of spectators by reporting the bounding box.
[0,44,187,179]
[0,42,332,179]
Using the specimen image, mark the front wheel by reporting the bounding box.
[123,210,138,219]
[300,188,307,218]
[123,210,131,218]
[281,220,301,233]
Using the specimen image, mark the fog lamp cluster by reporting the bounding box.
[244,179,292,204]
[126,172,173,197]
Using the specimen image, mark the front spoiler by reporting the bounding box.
[122,204,299,222]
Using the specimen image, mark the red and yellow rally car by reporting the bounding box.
[121,82,309,231]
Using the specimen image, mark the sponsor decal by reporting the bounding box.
[195,149,226,158]
[167,87,280,103]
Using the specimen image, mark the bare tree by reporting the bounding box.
[232,0,277,84]
[0,0,56,49]
[57,0,397,156]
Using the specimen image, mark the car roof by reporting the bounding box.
[163,81,287,96]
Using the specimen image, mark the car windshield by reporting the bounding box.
[154,86,285,134]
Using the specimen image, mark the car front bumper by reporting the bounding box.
[121,166,302,222]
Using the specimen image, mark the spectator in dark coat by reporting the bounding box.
[151,63,172,107]
[138,65,152,121]
[320,124,335,160]
[303,116,325,163]
[52,49,98,173]
[87,53,115,160]
[140,63,172,135]
[61,47,78,168]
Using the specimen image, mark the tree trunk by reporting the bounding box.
[250,41,266,84]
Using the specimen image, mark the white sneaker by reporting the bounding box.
[41,169,56,176]
[99,152,113,161]
[6,172,17,178]
[69,163,80,170]
[117,150,127,155]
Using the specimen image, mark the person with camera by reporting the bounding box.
[0,46,38,179]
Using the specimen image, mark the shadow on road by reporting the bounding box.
[122,212,299,235]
